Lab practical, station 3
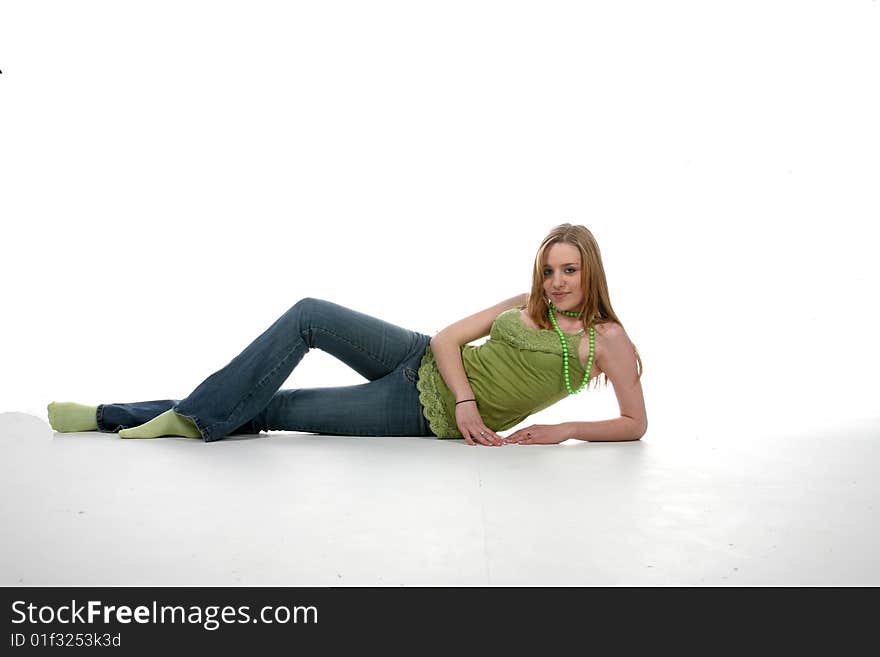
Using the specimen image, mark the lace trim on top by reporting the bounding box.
[492,307,588,360]
[416,346,459,438]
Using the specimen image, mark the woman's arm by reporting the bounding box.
[430,292,527,402]
[506,322,647,444]
[429,335,477,404]
[432,293,528,446]
[568,322,647,441]
[562,417,645,442]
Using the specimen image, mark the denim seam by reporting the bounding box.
[210,340,307,437]
[204,322,420,440]
[277,371,424,437]
[291,361,427,437]
[171,406,211,442]
[213,324,406,432]
[308,325,398,373]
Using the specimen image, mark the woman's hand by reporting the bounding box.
[454,401,504,446]
[504,424,568,445]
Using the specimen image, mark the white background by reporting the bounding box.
[1,0,878,440]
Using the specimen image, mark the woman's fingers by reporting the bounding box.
[457,422,504,446]
[454,405,504,446]
[471,427,503,446]
[468,429,486,446]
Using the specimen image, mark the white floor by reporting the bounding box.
[1,411,877,586]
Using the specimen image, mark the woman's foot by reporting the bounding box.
[47,402,99,432]
[118,409,202,439]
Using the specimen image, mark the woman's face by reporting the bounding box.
[542,242,584,312]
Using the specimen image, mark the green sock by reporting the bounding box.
[47,402,99,432]
[118,409,202,439]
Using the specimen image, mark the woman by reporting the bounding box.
[47,224,646,446]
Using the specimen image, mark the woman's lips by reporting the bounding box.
[552,292,568,298]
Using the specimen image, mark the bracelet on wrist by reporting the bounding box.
[455,398,476,405]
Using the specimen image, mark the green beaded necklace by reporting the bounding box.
[547,299,595,395]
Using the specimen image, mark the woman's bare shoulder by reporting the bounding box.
[594,320,623,335]
[593,321,628,360]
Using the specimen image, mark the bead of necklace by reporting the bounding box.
[547,299,595,395]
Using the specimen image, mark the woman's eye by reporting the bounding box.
[543,268,577,275]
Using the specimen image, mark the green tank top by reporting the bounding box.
[416,306,589,438]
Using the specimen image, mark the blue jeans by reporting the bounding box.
[96,298,437,442]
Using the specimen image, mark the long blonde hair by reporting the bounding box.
[524,223,643,390]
